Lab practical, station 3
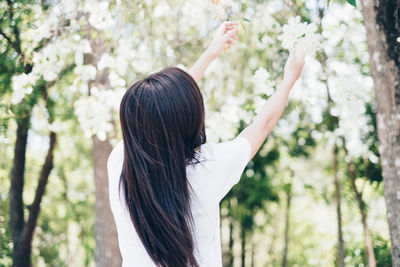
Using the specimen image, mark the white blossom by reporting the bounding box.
[86,1,115,30]
[279,16,321,57]
[98,53,115,70]
[153,4,171,18]
[213,4,228,21]
[253,67,274,96]
[74,93,113,141]
[109,72,126,88]
[74,65,97,81]
[11,73,39,104]
[74,87,125,140]
[328,65,372,157]
[48,121,64,133]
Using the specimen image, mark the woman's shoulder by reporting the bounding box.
[188,137,251,174]
[198,137,251,161]
[107,140,124,177]
[109,140,124,159]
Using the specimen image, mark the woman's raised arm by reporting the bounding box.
[189,21,238,83]
[239,50,305,159]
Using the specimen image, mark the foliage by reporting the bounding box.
[0,0,392,266]
[344,235,392,266]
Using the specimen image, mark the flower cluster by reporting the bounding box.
[253,67,274,96]
[209,0,228,21]
[11,74,38,104]
[74,87,125,141]
[11,38,91,104]
[279,16,321,57]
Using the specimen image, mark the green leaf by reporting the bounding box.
[346,0,356,7]
[242,17,251,22]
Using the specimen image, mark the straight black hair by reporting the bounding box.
[119,67,206,267]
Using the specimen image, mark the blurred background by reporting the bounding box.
[0,0,398,266]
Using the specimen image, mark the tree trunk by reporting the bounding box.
[92,136,121,266]
[267,212,280,266]
[250,241,255,267]
[12,131,57,267]
[10,118,30,266]
[282,186,292,267]
[59,167,71,263]
[361,0,400,264]
[228,200,234,267]
[241,225,246,267]
[348,163,376,267]
[333,145,345,267]
[85,22,121,266]
[228,218,234,266]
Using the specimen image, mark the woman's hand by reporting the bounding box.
[205,21,239,60]
[189,21,238,83]
[283,49,305,85]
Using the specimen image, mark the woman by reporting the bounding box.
[107,21,305,267]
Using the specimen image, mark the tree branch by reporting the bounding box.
[18,80,58,248]
[19,130,56,249]
[0,29,14,46]
[348,162,363,201]
[9,117,30,243]
[6,0,24,64]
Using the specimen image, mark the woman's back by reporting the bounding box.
[107,137,251,266]
[110,20,305,267]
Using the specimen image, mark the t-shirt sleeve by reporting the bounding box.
[198,136,251,205]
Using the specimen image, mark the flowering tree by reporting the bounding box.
[361,0,400,264]
[0,0,395,266]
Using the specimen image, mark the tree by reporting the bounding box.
[0,1,59,265]
[85,23,122,266]
[343,102,382,267]
[0,0,394,265]
[348,161,376,266]
[360,0,400,264]
[281,181,292,267]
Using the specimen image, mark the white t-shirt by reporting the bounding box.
[107,137,251,267]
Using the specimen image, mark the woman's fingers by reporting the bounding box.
[217,22,229,35]
[223,28,238,42]
[225,21,238,26]
[222,21,238,33]
[225,23,238,30]
[226,37,238,46]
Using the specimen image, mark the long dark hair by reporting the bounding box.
[119,67,206,267]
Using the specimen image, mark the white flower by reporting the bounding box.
[11,90,28,105]
[87,1,115,30]
[253,67,274,96]
[213,4,228,21]
[109,72,126,88]
[31,39,73,82]
[115,56,129,76]
[77,39,92,54]
[74,93,112,140]
[48,121,63,132]
[279,16,321,57]
[328,67,372,157]
[61,0,78,18]
[74,87,125,140]
[43,70,58,82]
[98,53,115,70]
[11,73,39,104]
[75,52,84,66]
[74,65,97,81]
[153,4,171,18]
